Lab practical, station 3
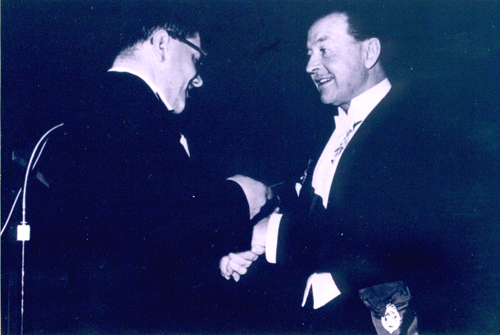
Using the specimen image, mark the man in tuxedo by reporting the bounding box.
[30,5,271,331]
[221,6,478,334]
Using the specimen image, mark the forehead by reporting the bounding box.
[307,13,353,48]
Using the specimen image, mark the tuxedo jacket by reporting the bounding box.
[35,71,253,324]
[276,83,479,307]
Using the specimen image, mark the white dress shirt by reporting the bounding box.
[312,78,392,208]
[108,67,191,157]
[266,78,392,309]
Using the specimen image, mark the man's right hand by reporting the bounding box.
[227,175,273,220]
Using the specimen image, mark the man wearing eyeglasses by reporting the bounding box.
[52,5,272,331]
[109,26,206,115]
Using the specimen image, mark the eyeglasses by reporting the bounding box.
[166,31,207,56]
[166,31,207,73]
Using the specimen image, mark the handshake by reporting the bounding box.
[220,175,278,282]
[219,216,270,282]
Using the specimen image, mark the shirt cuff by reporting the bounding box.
[302,272,341,309]
[265,212,283,264]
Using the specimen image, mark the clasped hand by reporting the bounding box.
[221,175,274,281]
[220,215,269,282]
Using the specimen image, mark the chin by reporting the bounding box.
[172,108,184,114]
[320,90,344,106]
[172,100,186,114]
[320,95,335,105]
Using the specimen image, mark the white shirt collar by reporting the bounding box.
[340,78,392,126]
[108,67,175,111]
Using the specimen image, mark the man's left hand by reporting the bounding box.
[220,250,258,282]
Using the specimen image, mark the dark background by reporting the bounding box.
[2,0,500,334]
[3,0,500,181]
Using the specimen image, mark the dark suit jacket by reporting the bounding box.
[275,82,483,330]
[34,71,253,328]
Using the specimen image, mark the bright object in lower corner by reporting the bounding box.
[17,224,31,241]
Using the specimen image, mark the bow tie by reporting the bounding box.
[334,110,353,135]
[334,109,363,134]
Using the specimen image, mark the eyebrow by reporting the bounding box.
[316,36,329,43]
[307,35,329,50]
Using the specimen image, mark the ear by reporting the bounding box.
[363,37,381,69]
[151,29,171,62]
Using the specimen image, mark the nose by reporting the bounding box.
[191,74,203,88]
[306,53,320,74]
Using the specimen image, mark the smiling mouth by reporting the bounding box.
[315,77,334,87]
